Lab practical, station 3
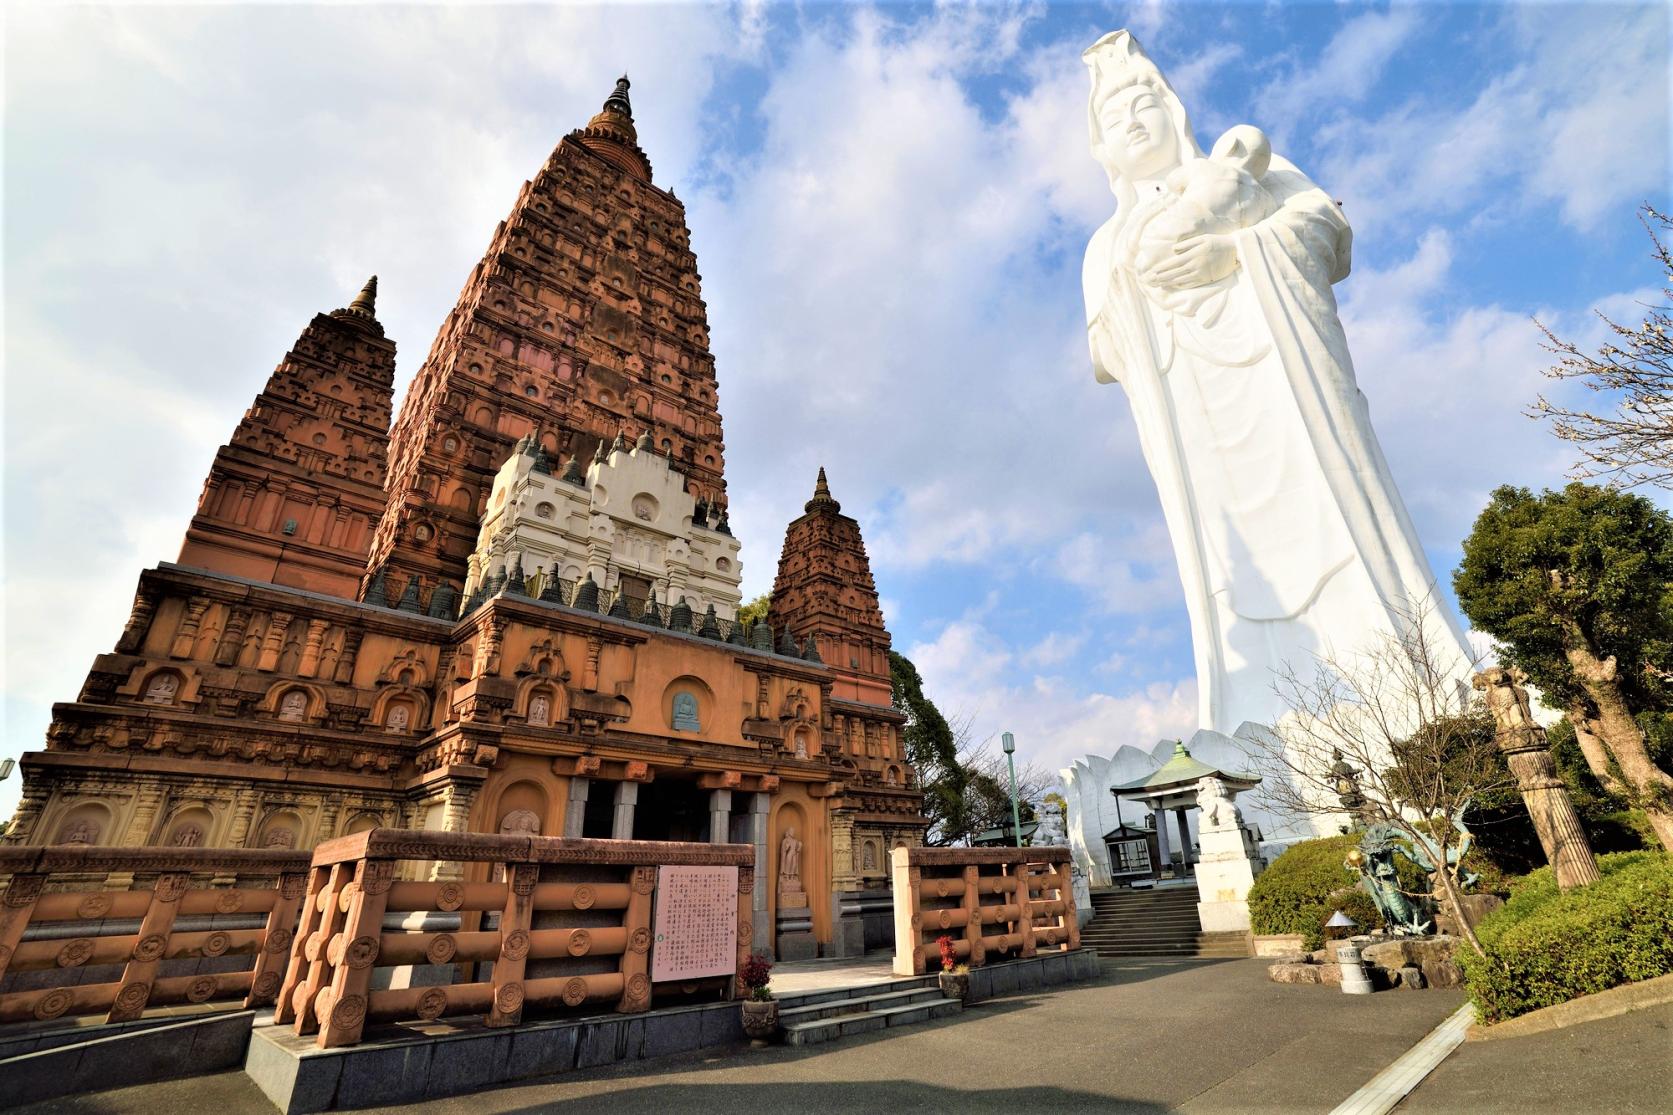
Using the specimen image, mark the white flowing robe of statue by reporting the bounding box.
[1081,31,1473,734]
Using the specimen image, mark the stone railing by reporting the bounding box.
[274,829,754,1049]
[890,846,1080,976]
[0,845,310,1025]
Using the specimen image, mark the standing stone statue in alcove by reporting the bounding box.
[1082,30,1475,736]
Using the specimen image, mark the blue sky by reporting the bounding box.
[3,1,1669,816]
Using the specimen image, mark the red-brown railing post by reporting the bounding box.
[317,858,393,1048]
[273,864,330,1026]
[1015,865,1038,958]
[248,869,307,1009]
[292,863,352,1037]
[106,871,189,1023]
[961,864,984,968]
[617,865,655,1013]
[727,865,753,1005]
[0,872,45,987]
[486,862,538,1027]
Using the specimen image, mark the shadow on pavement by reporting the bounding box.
[493,1080,1168,1113]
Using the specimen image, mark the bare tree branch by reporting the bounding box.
[1238,598,1510,954]
[1531,205,1673,490]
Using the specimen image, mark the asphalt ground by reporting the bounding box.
[1397,1001,1673,1114]
[17,957,1468,1114]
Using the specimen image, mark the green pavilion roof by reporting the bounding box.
[1110,740,1258,793]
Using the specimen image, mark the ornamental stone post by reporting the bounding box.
[1474,667,1601,890]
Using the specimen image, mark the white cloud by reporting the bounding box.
[1253,6,1421,141]
[1294,4,1669,237]
[906,616,1198,781]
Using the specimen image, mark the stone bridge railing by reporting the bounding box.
[274,830,754,1049]
[890,846,1079,976]
[0,845,311,1025]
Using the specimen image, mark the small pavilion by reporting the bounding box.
[1109,741,1259,881]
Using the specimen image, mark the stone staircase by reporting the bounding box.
[1081,886,1251,958]
[778,977,961,1046]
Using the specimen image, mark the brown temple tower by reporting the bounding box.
[364,77,727,604]
[177,279,395,599]
[769,469,893,710]
[8,79,927,960]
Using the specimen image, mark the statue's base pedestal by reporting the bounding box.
[1197,899,1252,932]
[776,904,817,961]
[1193,825,1260,933]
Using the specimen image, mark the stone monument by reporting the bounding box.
[1081,30,1475,736]
[1191,773,1267,931]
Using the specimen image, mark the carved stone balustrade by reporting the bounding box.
[0,845,310,1026]
[890,846,1079,976]
[274,829,754,1049]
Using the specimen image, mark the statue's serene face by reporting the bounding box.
[1095,81,1180,182]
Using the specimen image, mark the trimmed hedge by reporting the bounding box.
[1248,835,1381,949]
[1460,851,1673,1024]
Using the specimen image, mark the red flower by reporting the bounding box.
[936,935,957,972]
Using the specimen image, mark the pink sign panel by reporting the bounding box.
[649,865,739,982]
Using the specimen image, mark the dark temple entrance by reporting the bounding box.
[631,776,708,843]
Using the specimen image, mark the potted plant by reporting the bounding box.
[936,935,970,1001]
[738,951,778,1042]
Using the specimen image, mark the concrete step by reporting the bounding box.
[776,977,937,1011]
[777,987,945,1025]
[781,996,963,1046]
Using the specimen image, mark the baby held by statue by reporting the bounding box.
[1134,124,1277,314]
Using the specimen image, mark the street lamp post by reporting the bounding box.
[1001,731,1022,847]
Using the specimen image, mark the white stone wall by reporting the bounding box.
[465,437,743,618]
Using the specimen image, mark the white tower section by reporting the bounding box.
[464,432,744,619]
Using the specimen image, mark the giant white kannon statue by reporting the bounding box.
[1082,31,1474,735]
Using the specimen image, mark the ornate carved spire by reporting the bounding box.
[805,467,841,514]
[331,276,383,336]
[577,74,652,182]
[349,275,377,316]
[604,75,633,118]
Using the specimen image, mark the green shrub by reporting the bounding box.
[1460,851,1673,1024]
[1249,835,1382,949]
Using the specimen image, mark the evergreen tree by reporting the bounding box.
[1455,482,1673,848]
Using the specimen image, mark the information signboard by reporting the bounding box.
[649,864,739,982]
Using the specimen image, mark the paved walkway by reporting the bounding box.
[20,958,1466,1114]
[1397,1001,1673,1114]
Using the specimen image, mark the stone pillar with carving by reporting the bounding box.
[748,792,771,957]
[1191,776,1262,932]
[1475,668,1601,890]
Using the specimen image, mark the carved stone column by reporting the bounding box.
[748,792,771,954]
[1499,725,1602,889]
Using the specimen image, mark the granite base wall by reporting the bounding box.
[0,1010,254,1107]
[245,948,1104,1113]
[964,948,1101,1002]
[245,1000,747,1115]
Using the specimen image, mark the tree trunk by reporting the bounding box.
[1555,618,1673,851]
[1566,702,1630,798]
[1430,851,1485,956]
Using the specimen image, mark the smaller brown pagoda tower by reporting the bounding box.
[769,468,893,707]
[177,278,395,598]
